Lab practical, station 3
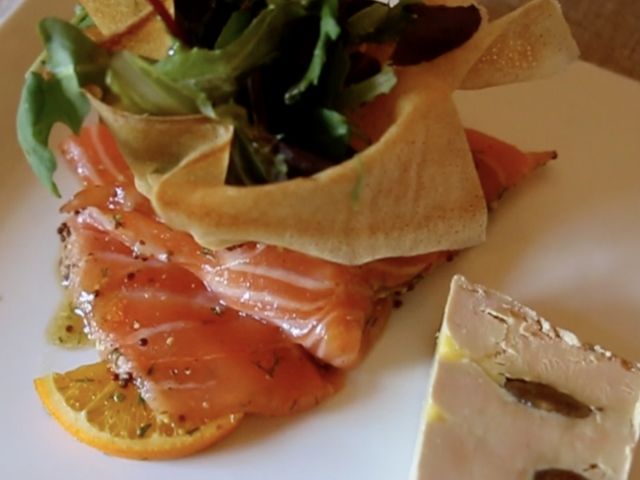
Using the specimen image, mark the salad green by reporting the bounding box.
[16,0,481,195]
[17,18,109,195]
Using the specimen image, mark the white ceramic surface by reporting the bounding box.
[0,0,19,24]
[1,1,639,479]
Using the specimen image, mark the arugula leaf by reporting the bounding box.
[339,64,397,110]
[107,51,213,117]
[40,18,110,96]
[156,4,307,103]
[321,42,350,107]
[268,0,314,8]
[175,0,242,49]
[16,18,109,195]
[17,74,66,197]
[345,2,389,39]
[346,0,419,43]
[215,9,253,49]
[285,0,340,104]
[73,4,95,29]
[303,108,350,160]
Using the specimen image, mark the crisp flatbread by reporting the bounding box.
[80,0,173,59]
[80,0,154,36]
[462,0,578,88]
[89,0,578,265]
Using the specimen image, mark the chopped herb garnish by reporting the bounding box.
[108,348,122,364]
[113,391,126,403]
[136,423,152,438]
[285,0,341,104]
[350,156,365,204]
[112,214,124,229]
[71,377,95,384]
[339,64,397,111]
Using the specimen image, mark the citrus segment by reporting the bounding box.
[34,361,243,460]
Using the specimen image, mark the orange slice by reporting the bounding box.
[34,361,243,460]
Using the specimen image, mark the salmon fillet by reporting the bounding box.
[55,122,555,420]
[60,217,342,423]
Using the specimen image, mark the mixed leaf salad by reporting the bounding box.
[17,0,481,196]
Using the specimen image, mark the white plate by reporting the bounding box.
[2,2,640,479]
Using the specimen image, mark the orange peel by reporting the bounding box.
[34,361,243,460]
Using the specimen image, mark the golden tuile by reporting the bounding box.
[462,0,579,88]
[80,0,173,59]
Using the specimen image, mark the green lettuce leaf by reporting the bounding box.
[40,17,110,102]
[107,51,213,117]
[284,0,340,104]
[155,4,307,103]
[17,74,69,197]
[346,0,420,44]
[321,42,350,107]
[16,18,109,195]
[214,9,253,49]
[339,64,397,110]
[304,108,350,160]
[346,3,389,39]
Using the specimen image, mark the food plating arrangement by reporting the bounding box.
[8,0,640,478]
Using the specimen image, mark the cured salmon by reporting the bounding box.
[59,123,133,187]
[60,217,341,423]
[63,199,384,368]
[466,128,557,206]
[56,122,554,419]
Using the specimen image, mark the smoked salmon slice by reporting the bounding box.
[66,203,385,368]
[60,217,341,423]
[57,123,555,382]
[466,128,556,206]
[59,123,133,187]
